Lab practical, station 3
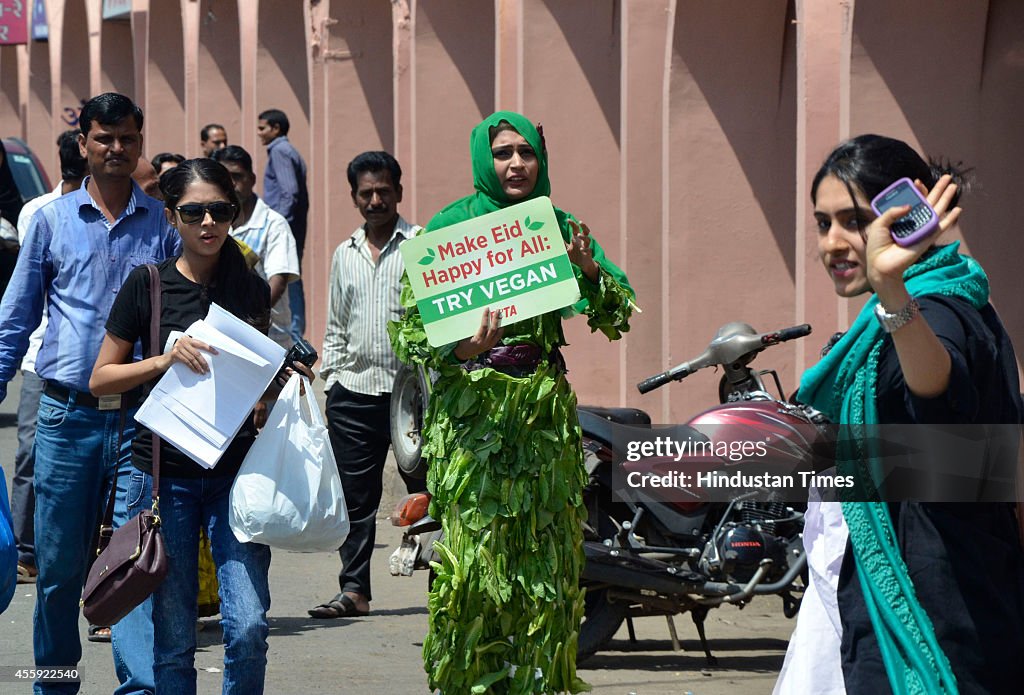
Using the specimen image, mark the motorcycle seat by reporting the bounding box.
[578,406,655,448]
[577,405,651,426]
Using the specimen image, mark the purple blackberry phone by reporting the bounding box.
[870,177,939,247]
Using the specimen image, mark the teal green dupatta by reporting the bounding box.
[797,242,988,695]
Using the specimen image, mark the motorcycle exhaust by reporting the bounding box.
[582,542,705,595]
[583,541,807,602]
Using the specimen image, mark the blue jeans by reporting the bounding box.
[150,475,271,695]
[287,280,306,340]
[31,392,146,694]
[111,469,155,695]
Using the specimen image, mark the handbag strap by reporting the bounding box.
[145,263,162,503]
[95,264,163,554]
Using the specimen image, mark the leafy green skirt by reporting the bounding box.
[422,362,591,694]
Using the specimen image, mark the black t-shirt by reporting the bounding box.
[837,295,1024,694]
[874,295,1022,426]
[106,257,271,479]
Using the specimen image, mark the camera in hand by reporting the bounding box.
[285,338,318,370]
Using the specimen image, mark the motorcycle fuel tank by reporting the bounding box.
[619,400,825,512]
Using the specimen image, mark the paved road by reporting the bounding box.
[1,372,796,694]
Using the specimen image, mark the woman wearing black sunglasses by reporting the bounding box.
[90,158,312,693]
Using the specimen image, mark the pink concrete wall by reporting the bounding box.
[26,38,51,172]
[662,0,797,421]
[847,0,1024,362]
[305,0,395,350]
[0,47,18,127]
[411,0,495,225]
[196,0,241,158]
[144,1,186,156]
[3,0,1023,419]
[100,18,133,97]
[256,0,310,174]
[521,0,625,408]
[60,0,89,121]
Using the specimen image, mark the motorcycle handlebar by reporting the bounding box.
[636,323,812,395]
[636,371,671,395]
[761,323,812,346]
[637,364,691,394]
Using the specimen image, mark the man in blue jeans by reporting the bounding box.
[0,93,179,694]
[11,130,87,588]
[257,108,308,341]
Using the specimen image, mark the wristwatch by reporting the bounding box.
[874,297,920,333]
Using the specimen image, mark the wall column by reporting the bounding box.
[794,0,853,374]
[494,0,522,112]
[130,0,149,111]
[181,0,200,156]
[392,0,414,220]
[45,0,65,163]
[620,0,673,415]
[237,0,259,154]
[305,0,329,346]
[86,0,101,97]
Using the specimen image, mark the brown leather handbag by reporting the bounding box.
[82,264,169,626]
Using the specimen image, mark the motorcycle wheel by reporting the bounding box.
[577,504,629,663]
[577,585,628,663]
[390,364,430,479]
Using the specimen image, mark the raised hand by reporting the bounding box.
[865,174,961,295]
[565,219,599,282]
[453,308,504,361]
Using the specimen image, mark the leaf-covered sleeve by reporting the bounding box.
[388,271,460,370]
[576,263,634,341]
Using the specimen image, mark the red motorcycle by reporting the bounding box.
[389,321,828,664]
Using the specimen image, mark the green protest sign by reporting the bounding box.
[400,197,581,347]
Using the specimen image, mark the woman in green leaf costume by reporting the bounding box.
[389,111,634,694]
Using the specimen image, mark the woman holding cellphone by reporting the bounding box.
[775,135,1024,694]
[90,159,312,694]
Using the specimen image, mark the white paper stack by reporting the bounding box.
[135,303,288,469]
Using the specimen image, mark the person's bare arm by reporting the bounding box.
[90,333,218,395]
[268,274,289,306]
[865,175,962,399]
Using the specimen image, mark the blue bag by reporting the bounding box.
[0,465,17,613]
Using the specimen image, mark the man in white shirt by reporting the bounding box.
[308,151,427,619]
[9,130,85,585]
[212,145,300,349]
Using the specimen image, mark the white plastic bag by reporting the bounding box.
[229,374,349,551]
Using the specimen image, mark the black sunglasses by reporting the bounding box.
[175,202,237,224]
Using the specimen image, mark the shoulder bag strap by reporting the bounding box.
[95,263,163,553]
[145,263,161,506]
[96,406,128,553]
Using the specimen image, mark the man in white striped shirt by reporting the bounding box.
[309,152,427,620]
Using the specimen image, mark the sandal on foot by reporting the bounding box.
[88,625,112,643]
[16,562,37,584]
[307,593,369,619]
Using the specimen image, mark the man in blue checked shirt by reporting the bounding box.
[0,93,179,695]
[257,108,308,341]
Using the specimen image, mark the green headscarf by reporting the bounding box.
[429,111,557,227]
[427,111,634,313]
[798,242,989,695]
